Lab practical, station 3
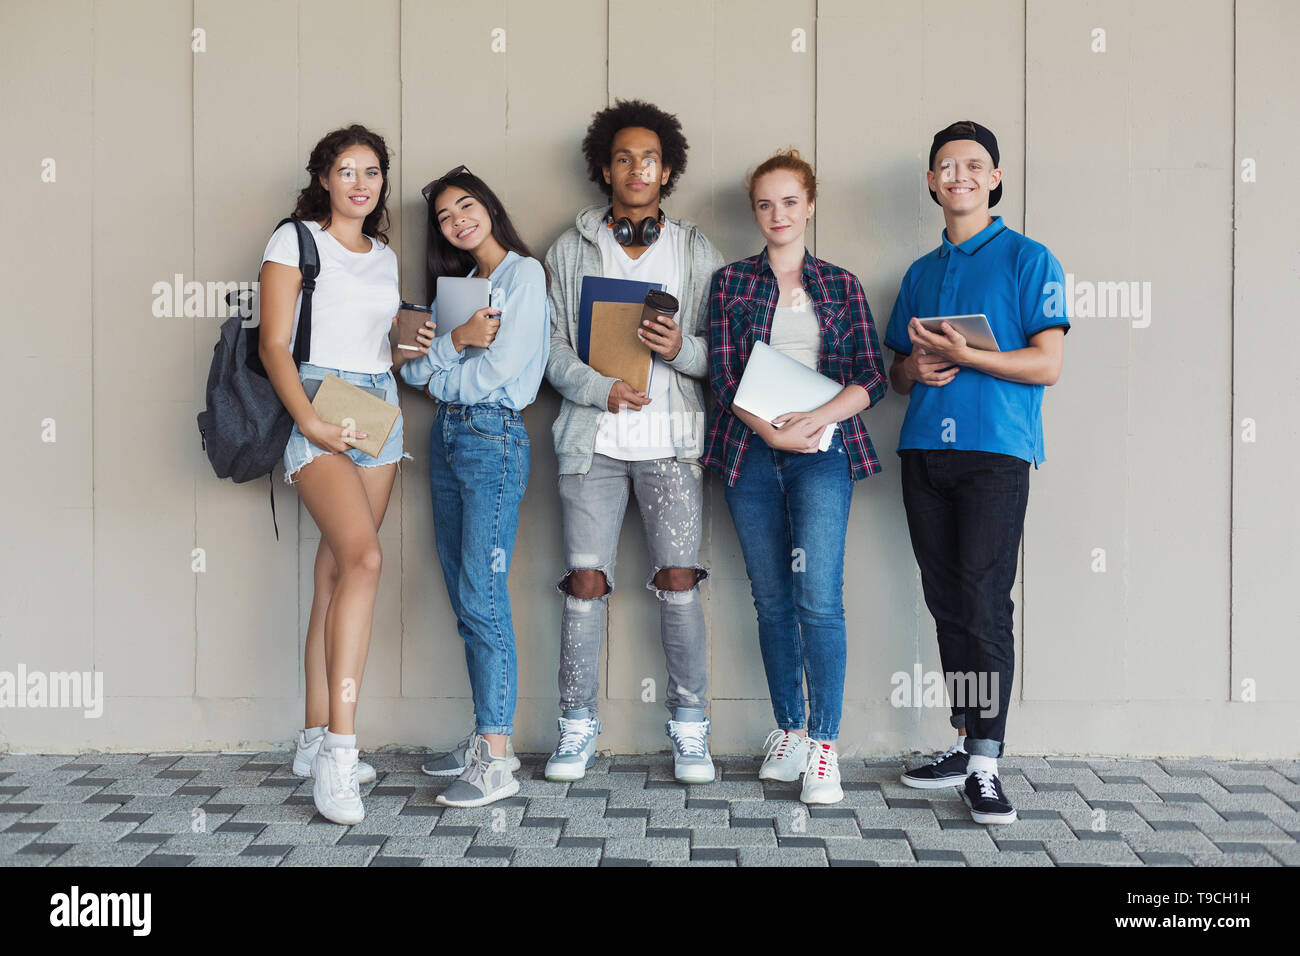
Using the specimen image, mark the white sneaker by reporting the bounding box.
[544,711,601,782]
[293,728,376,784]
[666,715,715,784]
[800,740,844,804]
[313,746,364,825]
[759,729,812,782]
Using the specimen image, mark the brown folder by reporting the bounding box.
[309,373,399,459]
[589,301,654,393]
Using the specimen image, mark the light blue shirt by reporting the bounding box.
[399,250,550,410]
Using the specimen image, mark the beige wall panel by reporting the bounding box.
[399,0,507,704]
[1024,1,1135,702]
[91,0,197,699]
[1231,0,1300,701]
[192,0,301,700]
[818,0,1025,743]
[500,0,607,706]
[1,1,95,685]
[1122,0,1233,700]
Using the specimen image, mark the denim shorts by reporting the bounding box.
[283,361,413,484]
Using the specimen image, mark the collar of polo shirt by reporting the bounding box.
[938,215,1009,258]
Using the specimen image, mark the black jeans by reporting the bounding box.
[900,449,1030,758]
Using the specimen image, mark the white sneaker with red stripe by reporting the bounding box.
[800,739,843,804]
[759,729,812,782]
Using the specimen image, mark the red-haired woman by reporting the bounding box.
[702,148,888,804]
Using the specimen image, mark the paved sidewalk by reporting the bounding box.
[1,751,1296,867]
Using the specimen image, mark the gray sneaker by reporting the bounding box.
[666,706,715,784]
[543,710,601,782]
[435,736,520,808]
[421,731,521,776]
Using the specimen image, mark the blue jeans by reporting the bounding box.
[722,430,853,740]
[900,449,1029,758]
[428,403,530,736]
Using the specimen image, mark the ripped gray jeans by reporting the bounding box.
[556,453,709,717]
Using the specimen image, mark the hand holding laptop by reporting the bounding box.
[769,411,832,454]
[451,307,501,352]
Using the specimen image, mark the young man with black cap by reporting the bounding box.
[542,99,724,785]
[885,121,1069,824]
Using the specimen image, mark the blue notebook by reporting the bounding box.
[577,275,664,363]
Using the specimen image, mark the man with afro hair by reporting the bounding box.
[543,98,724,785]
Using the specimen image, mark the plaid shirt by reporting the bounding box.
[701,247,888,486]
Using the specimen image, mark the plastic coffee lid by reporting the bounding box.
[644,290,679,315]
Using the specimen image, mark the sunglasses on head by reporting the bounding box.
[421,165,473,203]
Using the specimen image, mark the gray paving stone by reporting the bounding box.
[907,829,999,853]
[852,807,940,831]
[156,830,259,855]
[604,835,690,861]
[559,815,645,838]
[690,825,777,848]
[467,824,561,848]
[38,820,139,843]
[962,850,1055,866]
[378,835,476,858]
[738,846,828,866]
[646,807,729,828]
[1044,840,1142,865]
[251,823,348,846]
[510,847,603,866]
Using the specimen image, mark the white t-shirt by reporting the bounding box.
[593,218,680,460]
[769,303,821,371]
[260,219,400,374]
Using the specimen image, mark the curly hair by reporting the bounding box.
[291,124,392,245]
[581,99,689,198]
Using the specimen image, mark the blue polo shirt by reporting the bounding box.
[883,216,1069,466]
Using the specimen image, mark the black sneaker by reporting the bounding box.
[900,745,969,789]
[961,769,1017,824]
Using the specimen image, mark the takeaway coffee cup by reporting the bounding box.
[394,302,434,350]
[640,289,679,331]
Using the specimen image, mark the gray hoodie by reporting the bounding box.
[544,203,725,476]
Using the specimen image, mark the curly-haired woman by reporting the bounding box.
[260,125,410,825]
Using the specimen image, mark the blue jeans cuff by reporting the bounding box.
[475,725,512,736]
[963,736,1003,758]
[949,713,966,731]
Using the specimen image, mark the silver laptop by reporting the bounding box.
[916,313,1000,351]
[434,276,491,357]
[732,341,842,452]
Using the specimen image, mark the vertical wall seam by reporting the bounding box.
[1019,0,1027,707]
[397,0,405,698]
[1227,0,1237,702]
[192,0,199,697]
[90,0,97,674]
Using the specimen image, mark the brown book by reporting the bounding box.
[589,301,654,393]
[309,374,399,458]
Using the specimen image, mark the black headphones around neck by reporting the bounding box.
[604,207,665,247]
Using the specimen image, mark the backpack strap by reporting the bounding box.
[274,217,320,368]
[269,217,320,539]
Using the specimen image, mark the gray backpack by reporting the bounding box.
[196,218,318,538]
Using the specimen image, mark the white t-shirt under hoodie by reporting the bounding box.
[260,219,400,374]
[592,218,680,460]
